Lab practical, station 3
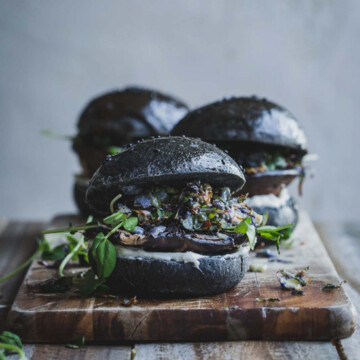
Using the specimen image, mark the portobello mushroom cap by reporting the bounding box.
[85,136,246,216]
[89,248,250,296]
[75,86,188,149]
[171,96,307,152]
[240,169,300,197]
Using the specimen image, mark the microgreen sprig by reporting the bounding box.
[224,217,294,252]
[0,331,27,360]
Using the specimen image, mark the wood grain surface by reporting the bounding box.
[6,212,356,343]
[316,222,360,360]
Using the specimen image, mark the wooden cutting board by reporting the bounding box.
[7,211,356,342]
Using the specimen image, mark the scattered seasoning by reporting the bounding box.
[66,336,85,349]
[322,280,346,292]
[256,297,281,302]
[291,290,306,296]
[276,267,311,290]
[249,264,268,272]
[121,296,138,307]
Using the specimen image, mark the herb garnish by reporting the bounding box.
[255,297,281,302]
[0,331,27,360]
[66,336,85,349]
[322,280,346,292]
[277,267,311,290]
[0,181,294,297]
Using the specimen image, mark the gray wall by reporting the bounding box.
[0,1,359,221]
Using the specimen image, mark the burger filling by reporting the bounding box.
[235,150,303,174]
[87,181,263,254]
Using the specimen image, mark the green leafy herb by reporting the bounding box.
[58,235,85,277]
[225,217,257,250]
[0,331,27,359]
[66,336,85,349]
[123,217,138,232]
[255,297,281,302]
[0,237,49,284]
[103,211,126,226]
[322,280,346,291]
[42,223,98,235]
[256,223,294,253]
[94,239,116,280]
[110,193,123,214]
[41,244,68,261]
[107,146,123,155]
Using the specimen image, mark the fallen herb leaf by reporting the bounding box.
[66,336,85,349]
[255,297,281,302]
[291,290,306,296]
[322,280,346,291]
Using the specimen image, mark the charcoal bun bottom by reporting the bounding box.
[91,251,249,297]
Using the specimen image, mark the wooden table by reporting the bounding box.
[0,218,359,359]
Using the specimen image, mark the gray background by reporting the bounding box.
[0,0,359,221]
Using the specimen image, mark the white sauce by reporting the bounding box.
[114,243,250,269]
[246,188,290,208]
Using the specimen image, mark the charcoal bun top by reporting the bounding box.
[85,136,246,215]
[77,87,189,146]
[172,96,307,153]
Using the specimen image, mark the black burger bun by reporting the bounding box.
[73,87,188,177]
[85,136,246,216]
[76,86,188,148]
[89,248,250,297]
[171,96,307,153]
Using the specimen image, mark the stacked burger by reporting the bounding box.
[71,87,189,214]
[172,96,308,238]
[44,93,296,297]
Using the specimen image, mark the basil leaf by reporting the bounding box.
[123,217,138,232]
[41,244,67,261]
[103,212,126,225]
[233,217,252,234]
[79,278,105,297]
[95,240,116,279]
[246,223,257,250]
[92,233,105,258]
